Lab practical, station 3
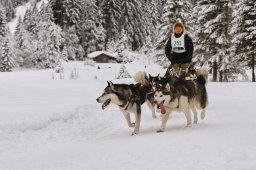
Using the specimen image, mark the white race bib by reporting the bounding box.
[171,33,186,53]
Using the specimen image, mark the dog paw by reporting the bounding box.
[201,113,206,120]
[193,120,198,124]
[186,123,192,127]
[131,131,138,136]
[156,129,164,133]
[129,123,135,127]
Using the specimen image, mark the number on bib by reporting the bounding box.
[174,41,182,46]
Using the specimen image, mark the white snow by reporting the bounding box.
[7,0,48,35]
[87,51,118,59]
[0,61,256,170]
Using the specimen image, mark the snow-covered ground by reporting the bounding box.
[0,61,256,170]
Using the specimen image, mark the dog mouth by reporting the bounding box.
[102,99,111,110]
[157,100,166,114]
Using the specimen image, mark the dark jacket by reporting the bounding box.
[165,33,194,64]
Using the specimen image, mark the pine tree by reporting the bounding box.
[116,64,131,79]
[116,29,128,63]
[78,1,106,56]
[64,26,84,60]
[231,0,256,82]
[120,1,146,50]
[50,0,84,28]
[14,17,35,67]
[194,0,233,82]
[0,37,15,72]
[61,45,68,61]
[140,0,163,54]
[27,4,39,35]
[32,3,65,68]
[0,4,7,37]
[0,0,15,22]
[101,0,121,50]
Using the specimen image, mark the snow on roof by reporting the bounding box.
[87,51,118,59]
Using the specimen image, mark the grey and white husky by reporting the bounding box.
[96,71,156,136]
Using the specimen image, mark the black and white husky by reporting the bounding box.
[96,71,156,136]
[154,75,208,133]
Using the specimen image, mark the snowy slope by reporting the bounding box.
[7,0,48,35]
[0,62,256,170]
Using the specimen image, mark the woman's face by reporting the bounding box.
[174,26,183,34]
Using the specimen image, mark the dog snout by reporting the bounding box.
[154,101,157,104]
[96,98,99,102]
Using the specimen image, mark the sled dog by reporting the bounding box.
[154,75,208,132]
[96,71,156,136]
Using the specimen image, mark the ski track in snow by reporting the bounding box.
[0,62,256,170]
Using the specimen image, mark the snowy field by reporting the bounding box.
[0,61,256,170]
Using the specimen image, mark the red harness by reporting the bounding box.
[135,83,152,93]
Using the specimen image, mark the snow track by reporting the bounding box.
[0,62,256,170]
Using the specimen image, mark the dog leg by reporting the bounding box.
[121,110,135,128]
[201,108,206,120]
[192,108,198,124]
[157,113,170,133]
[146,100,156,119]
[131,103,142,136]
[184,109,192,127]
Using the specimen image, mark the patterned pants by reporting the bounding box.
[172,63,190,76]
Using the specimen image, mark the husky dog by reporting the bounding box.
[149,67,179,90]
[182,67,208,120]
[154,75,208,133]
[96,71,156,136]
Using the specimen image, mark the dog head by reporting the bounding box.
[154,83,174,114]
[149,74,170,91]
[184,67,198,81]
[164,67,179,81]
[96,81,120,110]
[149,74,160,88]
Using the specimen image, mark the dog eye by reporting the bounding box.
[160,95,163,97]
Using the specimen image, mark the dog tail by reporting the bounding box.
[134,71,149,86]
[197,75,208,109]
[197,75,206,86]
[196,67,208,84]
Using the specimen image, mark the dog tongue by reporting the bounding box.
[159,102,166,114]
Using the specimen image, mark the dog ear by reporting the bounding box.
[109,81,115,91]
[165,83,171,92]
[185,68,189,73]
[107,81,110,86]
[145,74,149,80]
[149,74,152,78]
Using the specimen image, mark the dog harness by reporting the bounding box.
[171,33,186,53]
[119,83,152,110]
[119,96,132,110]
